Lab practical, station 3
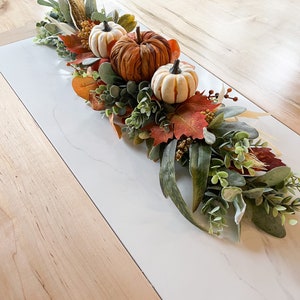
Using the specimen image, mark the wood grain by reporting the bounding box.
[0,0,48,45]
[117,0,300,134]
[0,74,159,299]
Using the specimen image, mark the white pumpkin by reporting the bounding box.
[89,21,127,58]
[151,59,198,104]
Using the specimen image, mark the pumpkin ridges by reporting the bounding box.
[151,60,199,104]
[89,21,127,58]
[152,72,167,100]
[110,29,173,82]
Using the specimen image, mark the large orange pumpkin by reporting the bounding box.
[110,27,172,82]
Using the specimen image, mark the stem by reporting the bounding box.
[103,20,111,32]
[170,59,181,74]
[136,26,142,44]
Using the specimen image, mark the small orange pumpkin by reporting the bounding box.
[89,21,127,58]
[110,27,172,82]
[151,59,198,104]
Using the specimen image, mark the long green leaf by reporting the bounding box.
[85,0,98,19]
[159,140,207,233]
[189,143,211,212]
[37,0,59,8]
[252,204,286,238]
[212,121,259,139]
[253,166,291,187]
[58,0,72,24]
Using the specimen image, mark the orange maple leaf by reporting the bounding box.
[171,110,208,140]
[180,91,220,112]
[150,125,174,146]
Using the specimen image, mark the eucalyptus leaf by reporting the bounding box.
[58,0,72,24]
[221,187,242,202]
[253,166,291,187]
[242,187,266,199]
[203,127,216,145]
[208,112,224,130]
[46,14,76,35]
[252,204,286,238]
[226,169,246,186]
[146,139,161,162]
[85,0,98,18]
[189,143,212,212]
[91,11,107,22]
[37,0,59,8]
[98,62,124,85]
[215,106,246,118]
[160,140,207,232]
[44,23,59,34]
[211,121,259,139]
[107,10,119,23]
[233,194,246,224]
[82,57,101,66]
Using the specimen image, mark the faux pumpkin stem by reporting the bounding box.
[170,59,181,74]
[103,20,111,32]
[136,26,142,44]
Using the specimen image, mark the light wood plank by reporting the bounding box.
[0,0,48,45]
[117,0,300,134]
[0,73,159,299]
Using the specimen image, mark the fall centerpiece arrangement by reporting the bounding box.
[35,0,300,240]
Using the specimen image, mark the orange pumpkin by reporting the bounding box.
[110,27,172,82]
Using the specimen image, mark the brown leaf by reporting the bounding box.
[59,34,88,54]
[251,147,286,170]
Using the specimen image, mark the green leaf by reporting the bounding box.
[159,140,207,233]
[233,194,246,224]
[107,9,119,23]
[44,23,60,34]
[58,0,72,24]
[146,139,161,162]
[91,11,108,22]
[189,143,212,212]
[252,205,286,238]
[253,166,291,187]
[37,0,59,8]
[98,62,124,85]
[242,187,266,199]
[85,0,98,19]
[226,169,246,186]
[118,14,137,32]
[203,127,216,144]
[221,187,242,202]
[208,112,224,129]
[211,121,259,139]
[215,106,246,118]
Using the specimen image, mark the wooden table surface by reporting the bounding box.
[0,0,299,299]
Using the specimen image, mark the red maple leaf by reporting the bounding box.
[171,110,208,140]
[251,147,286,170]
[59,34,88,54]
[150,125,174,146]
[180,91,220,112]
